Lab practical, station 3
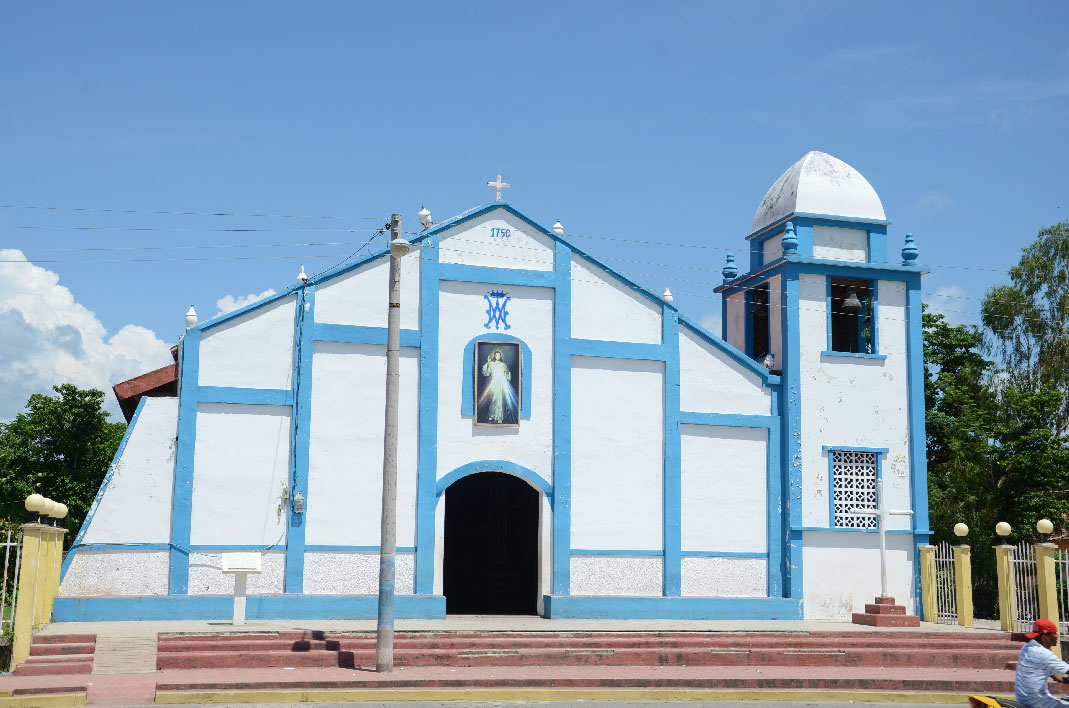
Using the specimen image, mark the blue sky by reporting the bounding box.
[1,1,1067,420]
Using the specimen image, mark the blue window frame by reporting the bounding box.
[824,446,887,529]
[825,277,882,358]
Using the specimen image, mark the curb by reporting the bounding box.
[0,693,86,708]
[154,687,1016,704]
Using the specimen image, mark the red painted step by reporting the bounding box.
[12,659,93,676]
[12,633,97,676]
[30,642,96,657]
[29,633,96,645]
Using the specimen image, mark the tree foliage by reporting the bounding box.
[0,384,125,539]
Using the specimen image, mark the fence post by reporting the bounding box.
[953,544,974,627]
[48,528,67,617]
[10,523,46,670]
[919,545,937,622]
[1036,542,1061,658]
[995,542,1017,631]
[34,528,56,627]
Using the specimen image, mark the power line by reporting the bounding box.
[0,204,385,221]
[8,225,380,234]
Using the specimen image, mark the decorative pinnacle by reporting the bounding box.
[901,232,918,266]
[722,253,738,284]
[662,287,673,303]
[782,221,798,255]
[185,305,198,330]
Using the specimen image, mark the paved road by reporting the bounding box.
[133,702,967,708]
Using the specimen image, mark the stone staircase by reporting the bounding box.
[13,634,95,676]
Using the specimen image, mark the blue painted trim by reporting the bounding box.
[69,543,170,552]
[194,290,302,333]
[305,545,416,552]
[197,386,294,406]
[822,445,890,453]
[313,323,421,348]
[187,544,284,552]
[781,274,803,600]
[438,263,555,289]
[820,351,887,360]
[543,595,802,620]
[414,233,440,594]
[570,339,664,361]
[747,212,891,241]
[744,285,755,357]
[286,282,314,593]
[681,550,769,558]
[663,308,681,597]
[905,273,930,612]
[825,447,886,529]
[721,293,728,341]
[435,460,553,501]
[793,526,917,534]
[679,412,776,428]
[825,277,833,353]
[867,229,888,264]
[53,594,446,622]
[572,549,664,556]
[62,397,148,579]
[872,279,880,353]
[460,334,532,418]
[715,258,923,296]
[552,241,572,595]
[766,385,783,597]
[168,331,200,594]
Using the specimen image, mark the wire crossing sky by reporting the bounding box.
[0,1,1066,420]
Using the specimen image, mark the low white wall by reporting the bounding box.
[60,550,170,596]
[681,557,767,597]
[303,551,415,595]
[570,556,663,596]
[802,530,915,619]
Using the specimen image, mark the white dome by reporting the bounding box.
[751,151,885,234]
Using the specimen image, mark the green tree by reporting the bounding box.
[0,384,126,539]
[981,220,1069,436]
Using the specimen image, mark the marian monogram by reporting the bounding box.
[484,290,511,330]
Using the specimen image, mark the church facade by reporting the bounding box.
[57,152,929,621]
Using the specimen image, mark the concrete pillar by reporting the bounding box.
[953,544,974,627]
[1035,542,1061,658]
[10,524,46,670]
[994,543,1017,632]
[919,545,937,623]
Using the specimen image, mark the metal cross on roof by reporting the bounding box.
[487,174,510,201]
[852,479,914,598]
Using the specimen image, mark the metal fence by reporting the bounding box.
[0,528,22,633]
[1012,540,1040,633]
[1055,548,1069,636]
[934,541,957,625]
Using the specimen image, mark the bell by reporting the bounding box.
[843,286,862,312]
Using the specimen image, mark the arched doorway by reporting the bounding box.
[444,472,539,614]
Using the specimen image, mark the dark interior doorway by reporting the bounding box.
[444,472,539,614]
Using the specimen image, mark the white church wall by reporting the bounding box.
[571,256,662,344]
[199,295,296,390]
[82,397,177,545]
[314,251,421,330]
[798,275,912,528]
[681,557,767,597]
[303,552,415,595]
[680,425,767,553]
[726,292,745,351]
[570,556,663,596]
[306,342,419,547]
[59,550,170,596]
[436,281,554,481]
[813,226,868,263]
[762,235,783,265]
[802,531,915,618]
[571,356,663,550]
[189,403,291,546]
[678,328,771,416]
[188,551,285,595]
[439,211,556,272]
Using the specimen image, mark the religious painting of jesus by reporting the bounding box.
[474,341,521,427]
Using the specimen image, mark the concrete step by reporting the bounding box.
[851,612,921,627]
[864,603,906,615]
[30,634,96,645]
[29,642,96,657]
[12,659,94,676]
[9,685,89,696]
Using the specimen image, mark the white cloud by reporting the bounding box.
[698,312,723,337]
[215,289,277,317]
[911,190,954,211]
[925,285,970,327]
[0,249,173,422]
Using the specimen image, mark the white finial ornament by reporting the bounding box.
[662,287,673,303]
[418,206,432,229]
[487,173,510,201]
[185,305,197,329]
[552,220,564,236]
[297,266,309,283]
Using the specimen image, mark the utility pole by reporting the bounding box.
[377,213,409,672]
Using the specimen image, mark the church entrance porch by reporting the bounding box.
[443,472,539,615]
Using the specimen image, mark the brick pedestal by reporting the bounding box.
[851,596,920,627]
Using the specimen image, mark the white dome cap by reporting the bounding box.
[751,151,885,234]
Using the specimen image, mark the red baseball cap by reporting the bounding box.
[1026,619,1059,638]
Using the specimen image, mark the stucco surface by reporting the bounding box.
[570,556,663,596]
[188,550,285,595]
[762,234,783,265]
[678,327,770,416]
[438,211,555,271]
[60,550,169,596]
[314,251,421,330]
[570,356,664,550]
[83,397,177,544]
[198,295,296,390]
[307,342,419,547]
[802,530,914,619]
[681,557,767,597]
[303,551,415,595]
[813,225,868,262]
[571,255,662,344]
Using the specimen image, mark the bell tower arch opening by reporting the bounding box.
[443,471,540,615]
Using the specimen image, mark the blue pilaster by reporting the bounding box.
[781,272,804,600]
[766,383,783,597]
[662,307,681,596]
[905,273,930,611]
[286,283,315,593]
[414,235,440,594]
[168,330,200,594]
[552,241,572,595]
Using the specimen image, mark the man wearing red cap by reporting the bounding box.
[1016,618,1069,707]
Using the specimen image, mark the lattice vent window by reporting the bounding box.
[832,450,878,528]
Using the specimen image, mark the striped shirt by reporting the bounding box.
[1016,639,1069,708]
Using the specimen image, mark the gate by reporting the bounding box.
[934,541,957,625]
[1012,540,1040,633]
[0,527,22,634]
